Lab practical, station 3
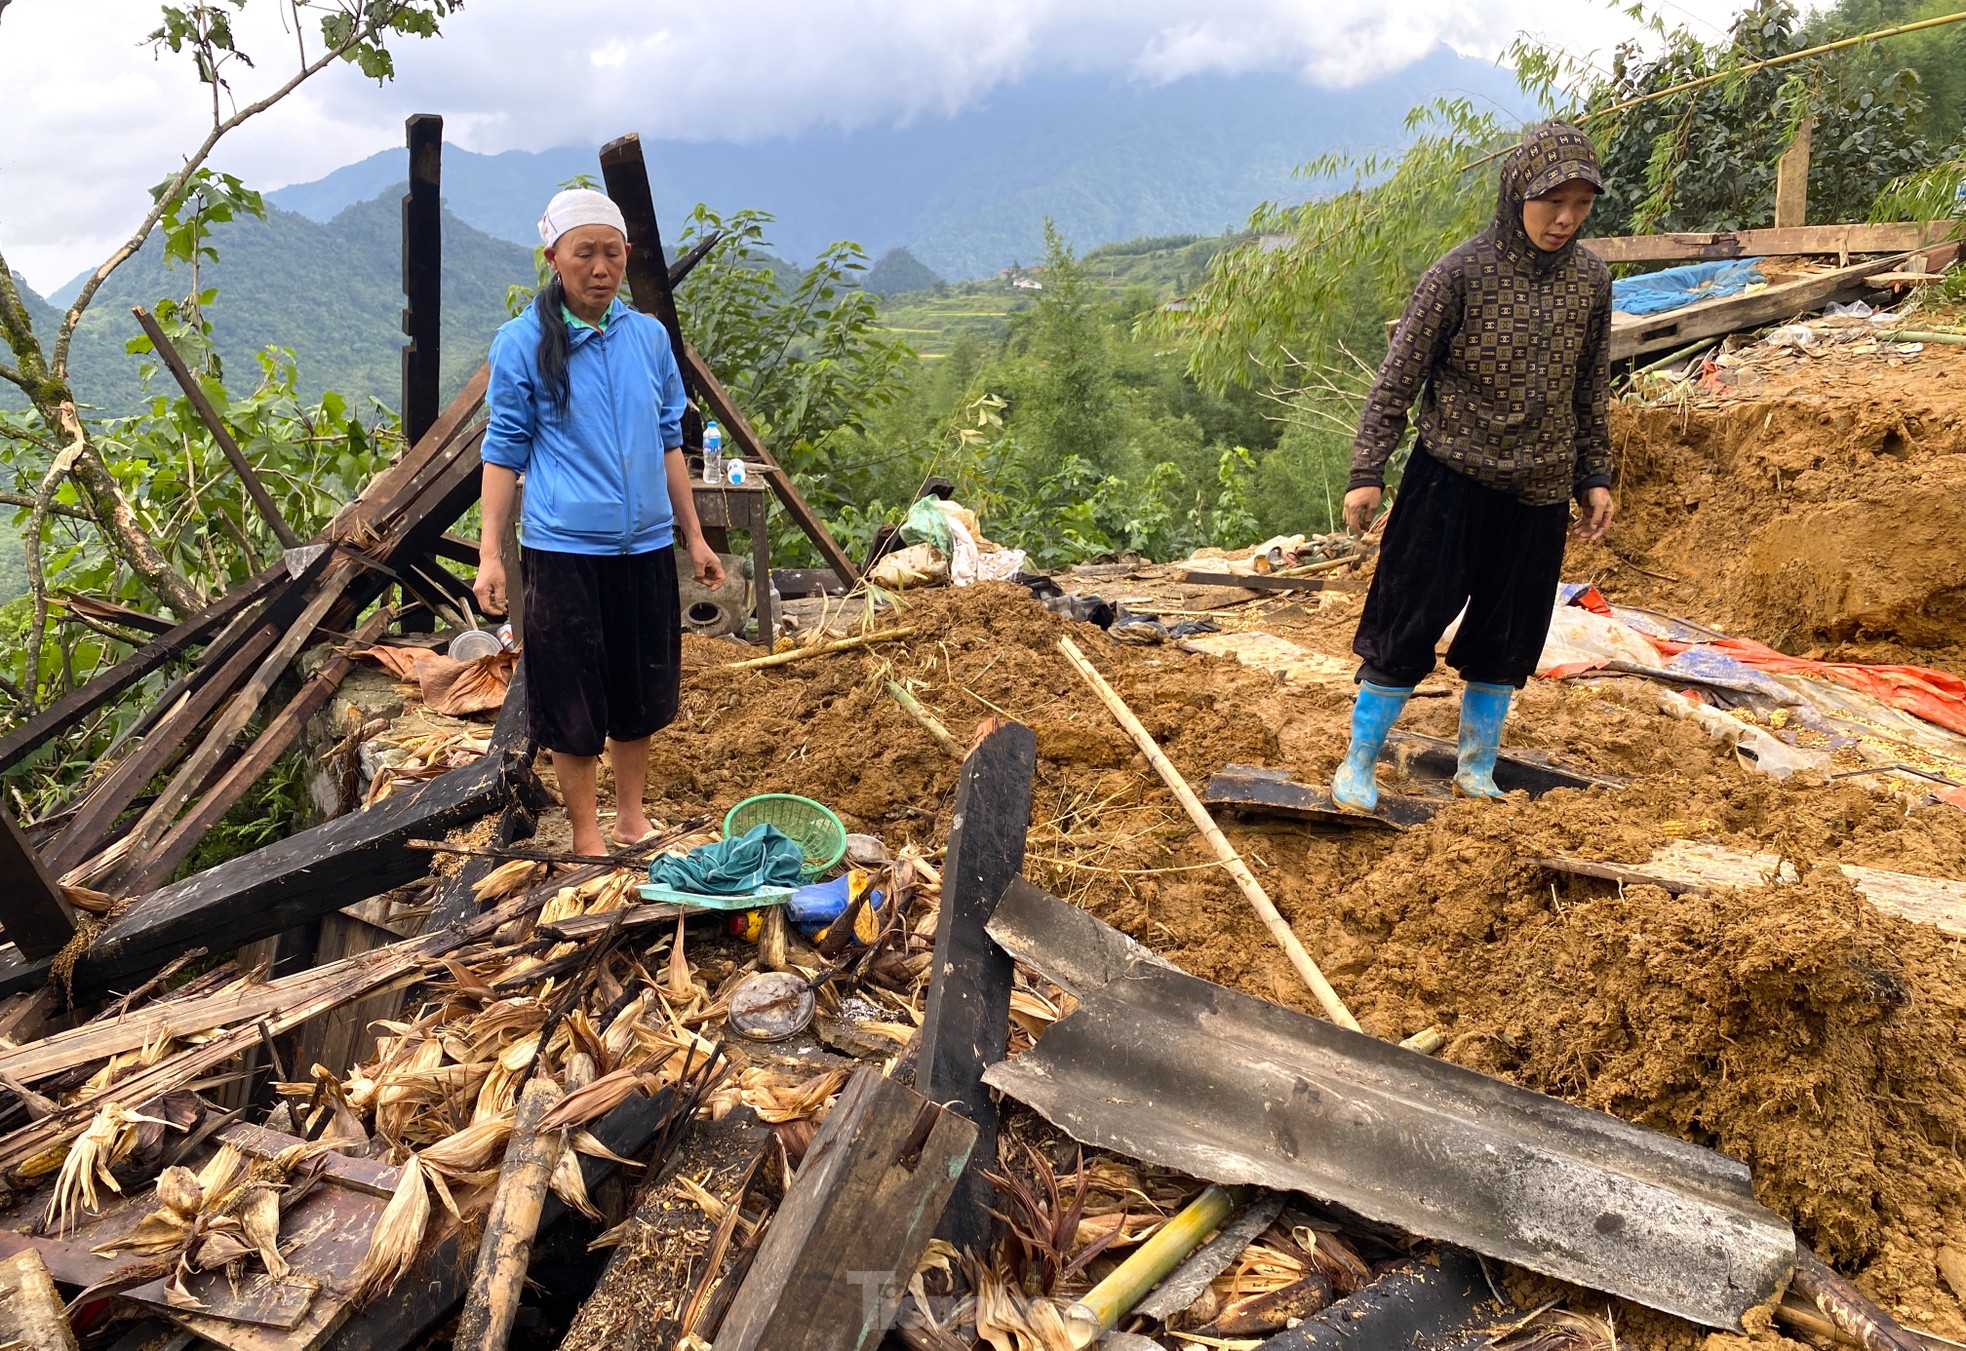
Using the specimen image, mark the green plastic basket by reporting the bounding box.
[724,793,847,881]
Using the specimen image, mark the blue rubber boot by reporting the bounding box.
[1455,681,1515,799]
[1331,681,1413,812]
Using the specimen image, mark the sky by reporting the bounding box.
[0,0,1748,294]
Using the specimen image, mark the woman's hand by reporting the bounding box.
[1573,487,1616,541]
[689,536,726,588]
[1343,485,1385,535]
[473,554,508,618]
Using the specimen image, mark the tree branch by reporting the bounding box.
[53,0,421,378]
[0,491,92,522]
[0,362,27,393]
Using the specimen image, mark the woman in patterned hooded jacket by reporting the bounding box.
[1331,121,1617,812]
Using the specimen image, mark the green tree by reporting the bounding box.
[0,1,459,723]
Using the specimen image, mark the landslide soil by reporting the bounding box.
[1573,338,1966,675]
[633,577,1966,1349]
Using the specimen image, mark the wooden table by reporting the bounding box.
[692,482,772,643]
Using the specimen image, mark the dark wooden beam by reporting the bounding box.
[0,804,75,961]
[72,749,545,994]
[716,1069,977,1350]
[916,718,1036,1252]
[598,133,694,411]
[401,113,444,446]
[0,565,281,775]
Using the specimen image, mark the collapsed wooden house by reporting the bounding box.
[2,116,1962,1351]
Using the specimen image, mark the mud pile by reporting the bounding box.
[1576,342,1966,670]
[637,577,1966,1346]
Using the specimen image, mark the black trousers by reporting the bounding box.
[520,545,682,757]
[1352,445,1568,689]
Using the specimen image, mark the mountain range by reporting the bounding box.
[263,55,1525,281]
[12,52,1529,415]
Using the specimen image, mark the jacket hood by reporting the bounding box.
[1493,121,1603,269]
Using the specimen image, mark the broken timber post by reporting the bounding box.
[0,802,76,961]
[1774,115,1814,230]
[402,113,444,446]
[916,717,1036,1253]
[598,134,696,416]
[453,1075,567,1351]
[715,1068,977,1351]
[0,1246,80,1351]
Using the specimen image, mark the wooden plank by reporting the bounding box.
[1182,571,1327,593]
[0,945,53,999]
[0,564,281,775]
[716,1069,976,1351]
[73,750,542,994]
[1609,250,1915,361]
[0,801,75,960]
[1203,765,1435,830]
[104,565,360,891]
[326,363,487,541]
[0,1245,79,1350]
[1583,220,1954,266]
[123,604,395,895]
[46,556,326,877]
[401,113,444,446]
[1383,731,1627,797]
[1774,116,1813,230]
[1542,840,1966,938]
[916,718,1036,1251]
[681,344,861,588]
[0,950,421,1085]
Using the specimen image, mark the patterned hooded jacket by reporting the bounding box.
[1349,122,1614,507]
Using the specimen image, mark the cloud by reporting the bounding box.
[0,0,1703,291]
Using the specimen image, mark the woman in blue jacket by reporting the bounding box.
[473,188,724,857]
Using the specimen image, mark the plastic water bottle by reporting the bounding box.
[726,457,748,486]
[703,420,724,484]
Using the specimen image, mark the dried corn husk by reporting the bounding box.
[473,858,546,902]
[156,1164,204,1218]
[417,1113,515,1179]
[738,1067,848,1124]
[238,1184,289,1280]
[549,1137,600,1220]
[348,1156,431,1300]
[46,1103,170,1233]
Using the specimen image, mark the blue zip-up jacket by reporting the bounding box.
[481,297,688,555]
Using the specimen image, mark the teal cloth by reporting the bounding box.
[648,823,806,894]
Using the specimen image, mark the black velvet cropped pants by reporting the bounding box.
[1352,445,1568,690]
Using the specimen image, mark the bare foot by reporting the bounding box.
[570,824,609,857]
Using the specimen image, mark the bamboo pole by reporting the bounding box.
[453,1075,569,1351]
[1790,1248,1924,1351]
[725,625,917,670]
[1057,636,1362,1031]
[885,679,962,759]
[1064,1185,1247,1348]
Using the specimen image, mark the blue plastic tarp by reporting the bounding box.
[1612,258,1765,317]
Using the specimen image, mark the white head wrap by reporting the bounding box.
[537,188,627,249]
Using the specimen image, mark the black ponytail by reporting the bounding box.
[532,275,572,420]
